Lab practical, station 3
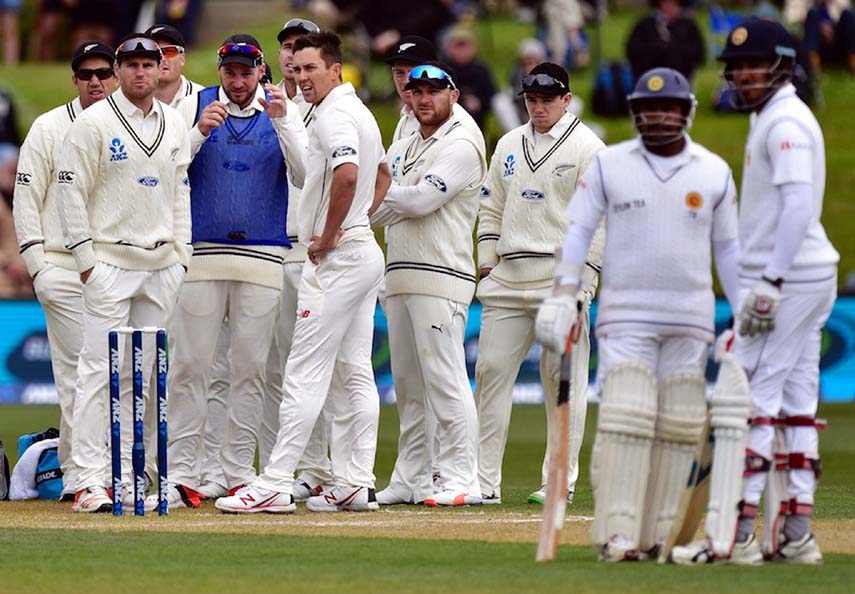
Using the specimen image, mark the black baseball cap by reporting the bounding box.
[385,35,436,65]
[277,18,320,43]
[145,24,186,47]
[71,40,115,71]
[115,33,162,64]
[218,34,264,67]
[519,62,570,96]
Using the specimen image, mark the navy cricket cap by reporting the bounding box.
[519,62,570,96]
[145,24,186,47]
[628,67,694,103]
[718,17,796,62]
[218,34,264,67]
[385,36,437,65]
[71,40,115,71]
[277,18,320,43]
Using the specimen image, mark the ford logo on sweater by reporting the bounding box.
[137,176,159,187]
[521,189,545,202]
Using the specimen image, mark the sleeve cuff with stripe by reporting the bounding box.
[477,235,499,269]
[19,242,47,278]
[71,240,98,273]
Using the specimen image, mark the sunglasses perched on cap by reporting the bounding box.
[116,37,162,56]
[282,18,320,34]
[74,67,115,81]
[521,73,566,91]
[217,43,264,66]
[407,64,456,89]
[159,44,185,59]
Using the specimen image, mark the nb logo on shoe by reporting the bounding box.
[110,138,128,162]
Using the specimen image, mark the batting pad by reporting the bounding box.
[640,372,707,551]
[706,353,752,556]
[591,363,657,546]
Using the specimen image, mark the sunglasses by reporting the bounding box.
[218,43,264,66]
[116,37,162,57]
[522,73,566,90]
[281,18,320,35]
[408,64,456,89]
[75,67,115,81]
[159,45,185,59]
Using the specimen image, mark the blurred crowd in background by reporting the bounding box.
[1,0,854,298]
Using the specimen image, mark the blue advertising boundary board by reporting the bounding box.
[1,298,854,405]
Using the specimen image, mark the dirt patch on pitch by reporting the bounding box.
[1,500,853,554]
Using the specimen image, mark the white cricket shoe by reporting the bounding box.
[197,481,228,500]
[305,485,378,512]
[728,534,764,565]
[424,490,482,507]
[122,488,158,512]
[774,533,823,565]
[375,488,412,506]
[215,484,296,514]
[292,479,326,502]
[669,539,718,565]
[482,493,502,505]
[598,534,644,562]
[527,485,574,505]
[71,486,113,513]
[144,483,202,510]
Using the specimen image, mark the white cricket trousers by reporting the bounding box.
[737,279,836,506]
[255,238,384,493]
[474,276,591,498]
[72,262,183,491]
[260,261,334,486]
[384,294,479,501]
[198,320,230,489]
[167,280,280,489]
[33,264,83,496]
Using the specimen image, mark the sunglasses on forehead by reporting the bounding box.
[75,67,115,81]
[116,37,162,57]
[282,18,320,34]
[218,43,264,65]
[408,64,456,89]
[521,73,566,90]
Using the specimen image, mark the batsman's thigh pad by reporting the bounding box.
[590,363,657,546]
[707,353,752,556]
[640,371,707,550]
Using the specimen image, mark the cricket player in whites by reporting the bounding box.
[536,67,742,560]
[716,18,838,564]
[475,62,604,505]
[216,31,386,513]
[370,63,487,506]
[13,40,118,501]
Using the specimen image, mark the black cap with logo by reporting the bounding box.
[218,34,264,68]
[277,18,320,43]
[145,24,186,47]
[115,33,163,64]
[384,35,437,65]
[519,62,570,96]
[71,40,115,71]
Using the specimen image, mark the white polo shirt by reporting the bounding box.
[13,98,83,275]
[738,84,838,286]
[299,82,384,245]
[567,137,739,341]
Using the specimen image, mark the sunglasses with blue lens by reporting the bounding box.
[218,43,264,66]
[408,65,456,89]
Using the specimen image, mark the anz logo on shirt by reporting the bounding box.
[109,138,128,162]
[503,154,515,178]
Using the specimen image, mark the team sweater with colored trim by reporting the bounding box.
[57,89,192,273]
[477,112,605,290]
[378,114,487,304]
[13,98,82,276]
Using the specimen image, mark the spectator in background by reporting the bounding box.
[0,144,31,299]
[0,88,21,147]
[804,0,855,75]
[508,39,548,126]
[356,0,455,56]
[28,0,67,62]
[156,0,204,48]
[69,0,116,50]
[1,0,21,65]
[442,27,498,130]
[626,0,706,82]
[542,0,589,68]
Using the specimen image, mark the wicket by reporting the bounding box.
[108,327,168,517]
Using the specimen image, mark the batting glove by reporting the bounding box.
[535,284,581,354]
[714,326,735,363]
[738,278,781,337]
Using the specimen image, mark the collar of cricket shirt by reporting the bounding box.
[218,84,266,116]
[112,87,163,121]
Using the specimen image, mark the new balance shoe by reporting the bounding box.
[71,486,113,513]
[144,483,202,510]
[306,485,378,512]
[728,533,764,565]
[670,539,718,565]
[482,493,502,505]
[197,481,228,500]
[432,472,442,491]
[424,490,482,507]
[376,488,411,506]
[598,534,644,562]
[774,532,823,565]
[215,484,296,514]
[527,486,574,505]
[292,479,325,502]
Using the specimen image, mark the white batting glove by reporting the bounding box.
[738,278,781,337]
[535,284,581,354]
[714,327,735,363]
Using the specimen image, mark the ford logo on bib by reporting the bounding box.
[137,176,159,187]
[521,189,545,202]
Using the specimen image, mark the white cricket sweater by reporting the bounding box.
[57,89,192,273]
[379,114,487,304]
[13,98,82,276]
[477,112,605,289]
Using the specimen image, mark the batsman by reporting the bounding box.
[536,68,742,561]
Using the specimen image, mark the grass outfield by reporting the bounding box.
[1,403,854,592]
